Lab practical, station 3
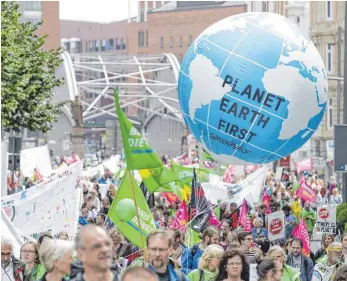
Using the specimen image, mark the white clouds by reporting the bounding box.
[59,0,138,23]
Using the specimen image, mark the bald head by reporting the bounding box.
[121,266,159,281]
[75,225,108,249]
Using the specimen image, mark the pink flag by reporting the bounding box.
[292,218,310,256]
[35,167,43,182]
[240,200,251,231]
[299,174,305,185]
[170,200,188,231]
[262,192,271,214]
[209,210,220,227]
[296,181,316,202]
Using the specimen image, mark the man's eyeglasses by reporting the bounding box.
[20,250,36,254]
[148,247,168,253]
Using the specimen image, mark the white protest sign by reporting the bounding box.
[2,161,83,241]
[267,211,285,241]
[20,145,52,177]
[316,206,337,234]
[98,184,109,199]
[312,263,336,281]
[249,264,258,281]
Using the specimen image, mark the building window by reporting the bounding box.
[116,38,120,50]
[23,1,42,11]
[75,41,81,53]
[146,31,149,47]
[326,1,332,20]
[327,43,333,73]
[160,37,164,49]
[296,16,300,24]
[63,42,70,52]
[95,40,100,51]
[101,40,106,51]
[188,35,193,46]
[179,36,183,47]
[88,41,94,52]
[327,98,333,129]
[107,39,114,50]
[169,36,173,48]
[140,9,145,22]
[138,31,145,48]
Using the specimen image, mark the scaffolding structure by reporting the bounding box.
[65,52,186,156]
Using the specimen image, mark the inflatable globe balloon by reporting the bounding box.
[116,198,136,222]
[178,13,328,165]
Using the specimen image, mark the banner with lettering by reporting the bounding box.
[316,206,337,234]
[296,158,313,173]
[312,263,336,281]
[2,161,83,241]
[267,211,285,242]
[108,170,156,249]
[170,200,188,231]
[292,218,310,256]
[296,181,316,203]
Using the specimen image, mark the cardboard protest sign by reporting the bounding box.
[316,206,337,234]
[267,211,285,242]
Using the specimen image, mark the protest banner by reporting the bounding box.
[312,263,336,281]
[292,218,310,256]
[170,200,188,231]
[20,145,52,177]
[296,181,316,202]
[316,206,337,234]
[1,209,26,257]
[296,157,313,173]
[267,211,285,242]
[2,161,83,241]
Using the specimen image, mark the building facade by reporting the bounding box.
[307,1,345,179]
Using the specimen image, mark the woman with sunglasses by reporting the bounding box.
[20,242,46,281]
[257,257,283,281]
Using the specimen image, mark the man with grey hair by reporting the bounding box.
[70,225,119,281]
[1,236,24,281]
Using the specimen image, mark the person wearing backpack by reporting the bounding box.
[187,245,223,281]
[181,227,219,275]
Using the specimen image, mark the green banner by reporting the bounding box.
[108,170,156,249]
[114,90,163,170]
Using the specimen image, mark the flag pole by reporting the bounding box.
[128,170,146,249]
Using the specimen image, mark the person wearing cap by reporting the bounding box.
[314,242,344,281]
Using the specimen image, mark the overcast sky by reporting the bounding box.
[59,0,139,23]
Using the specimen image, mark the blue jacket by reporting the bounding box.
[251,227,268,240]
[286,254,314,281]
[148,263,188,281]
[180,245,203,275]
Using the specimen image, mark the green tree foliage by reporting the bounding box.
[1,1,64,133]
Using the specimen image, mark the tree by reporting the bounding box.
[1,2,64,133]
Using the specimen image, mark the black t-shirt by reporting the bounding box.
[157,270,170,281]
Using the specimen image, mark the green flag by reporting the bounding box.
[199,149,220,175]
[184,224,201,248]
[170,161,211,184]
[114,90,163,170]
[108,170,156,249]
[139,167,190,201]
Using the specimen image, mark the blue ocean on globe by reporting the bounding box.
[178,12,328,165]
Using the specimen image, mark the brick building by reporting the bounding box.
[18,1,60,49]
[61,1,247,61]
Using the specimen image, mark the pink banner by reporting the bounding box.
[296,182,316,202]
[262,192,271,214]
[209,210,220,227]
[292,218,310,256]
[240,200,251,231]
[170,200,188,231]
[296,158,313,173]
